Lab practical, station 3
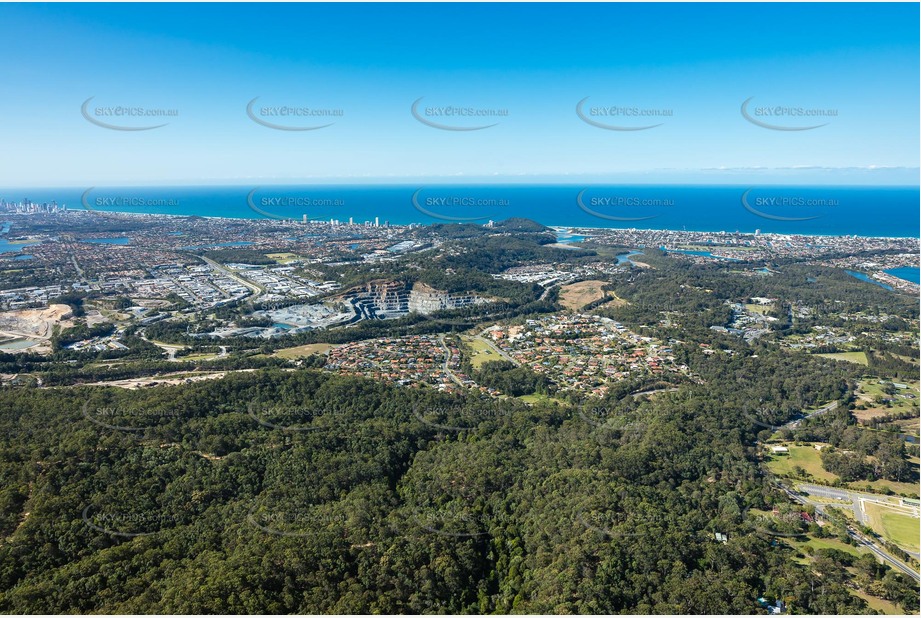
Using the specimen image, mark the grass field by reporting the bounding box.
[517,393,565,405]
[852,479,921,498]
[463,336,502,369]
[781,534,916,614]
[558,280,610,311]
[266,252,300,264]
[816,351,869,366]
[853,378,920,421]
[744,303,773,315]
[765,444,838,482]
[785,535,867,560]
[273,343,337,359]
[851,589,910,615]
[864,501,920,552]
[894,416,920,436]
[97,308,131,321]
[517,394,545,404]
[767,444,919,497]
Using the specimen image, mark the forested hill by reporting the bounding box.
[0,349,914,613]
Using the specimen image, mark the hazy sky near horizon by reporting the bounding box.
[1,2,918,186]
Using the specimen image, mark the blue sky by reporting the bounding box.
[1,2,918,186]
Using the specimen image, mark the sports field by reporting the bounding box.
[816,351,869,365]
[273,343,337,359]
[765,444,837,482]
[864,501,920,552]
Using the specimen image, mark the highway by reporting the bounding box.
[851,531,921,582]
[797,482,921,561]
[199,255,263,299]
[781,400,839,430]
[777,481,920,582]
[759,400,920,583]
[796,483,868,525]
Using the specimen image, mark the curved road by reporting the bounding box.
[760,400,920,582]
[774,479,919,582]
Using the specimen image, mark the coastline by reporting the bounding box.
[2,184,918,240]
[4,208,918,242]
[549,224,921,241]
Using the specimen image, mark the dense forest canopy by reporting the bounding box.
[0,345,916,613]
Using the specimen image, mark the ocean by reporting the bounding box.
[2,185,918,238]
[885,267,921,284]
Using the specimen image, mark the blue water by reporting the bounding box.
[616,250,644,264]
[2,185,918,237]
[845,270,893,290]
[663,248,742,261]
[0,339,37,351]
[84,237,130,245]
[0,239,40,253]
[0,221,38,254]
[885,267,920,284]
[555,231,587,244]
[13,254,33,260]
